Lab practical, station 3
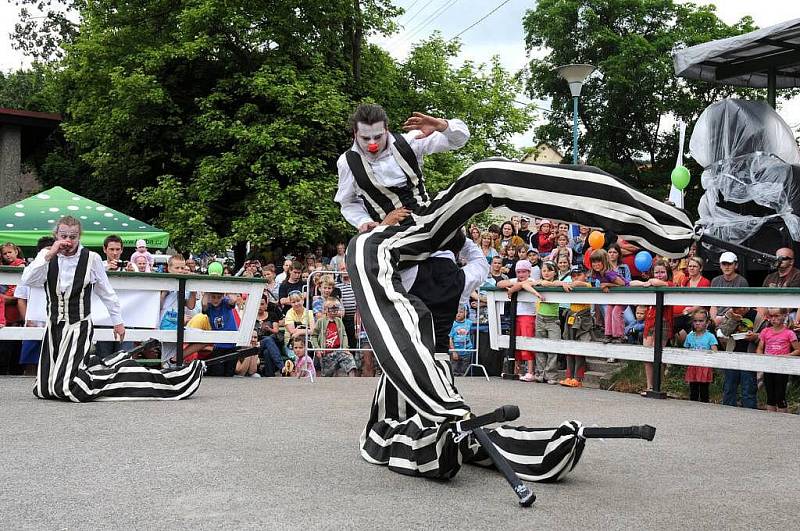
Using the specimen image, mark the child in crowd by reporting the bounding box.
[501,244,517,278]
[717,306,759,408]
[234,329,262,377]
[159,255,197,368]
[291,336,316,379]
[604,243,631,344]
[526,249,542,281]
[312,274,340,319]
[559,265,594,388]
[284,291,314,354]
[310,297,356,376]
[449,305,474,375]
[535,219,555,255]
[203,291,240,376]
[547,233,573,263]
[497,259,541,382]
[534,260,570,384]
[624,306,647,345]
[631,258,674,395]
[589,247,628,344]
[683,308,717,402]
[756,307,800,413]
[129,239,155,269]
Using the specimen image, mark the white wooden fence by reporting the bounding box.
[485,286,800,375]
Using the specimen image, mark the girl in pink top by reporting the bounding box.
[757,308,800,412]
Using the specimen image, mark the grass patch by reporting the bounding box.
[609,361,800,413]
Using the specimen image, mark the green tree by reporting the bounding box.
[523,0,757,214]
[7,1,535,261]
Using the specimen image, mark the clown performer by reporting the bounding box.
[338,103,691,482]
[20,216,204,401]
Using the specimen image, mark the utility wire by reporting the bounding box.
[448,0,514,41]
[392,0,461,46]
[399,0,432,28]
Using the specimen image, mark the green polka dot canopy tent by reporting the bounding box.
[0,186,169,249]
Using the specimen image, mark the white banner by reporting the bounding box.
[25,287,161,328]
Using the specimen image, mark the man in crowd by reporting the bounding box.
[102,235,126,272]
[487,256,508,286]
[762,247,800,288]
[517,217,533,248]
[329,242,347,273]
[710,252,749,326]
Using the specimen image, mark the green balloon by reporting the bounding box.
[208,261,223,276]
[671,165,691,190]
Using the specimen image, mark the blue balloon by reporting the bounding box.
[634,251,653,273]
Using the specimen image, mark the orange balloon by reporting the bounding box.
[588,230,604,250]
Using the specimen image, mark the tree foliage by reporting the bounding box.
[5,1,535,259]
[523,0,758,214]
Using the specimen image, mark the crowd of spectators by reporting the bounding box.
[0,218,798,411]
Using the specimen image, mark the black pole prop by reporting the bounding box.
[471,427,536,507]
[581,425,657,441]
[501,292,519,379]
[455,406,535,507]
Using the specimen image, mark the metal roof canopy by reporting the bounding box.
[673,18,800,108]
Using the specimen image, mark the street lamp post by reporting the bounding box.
[555,64,596,165]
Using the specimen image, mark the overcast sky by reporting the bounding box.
[2,0,800,132]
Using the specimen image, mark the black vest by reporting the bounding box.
[45,247,93,325]
[345,133,430,222]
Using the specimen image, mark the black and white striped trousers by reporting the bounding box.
[34,319,203,402]
[348,160,694,479]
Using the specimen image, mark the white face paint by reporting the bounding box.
[55,225,81,256]
[355,122,388,156]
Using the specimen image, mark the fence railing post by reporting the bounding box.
[176,277,187,367]
[646,290,667,399]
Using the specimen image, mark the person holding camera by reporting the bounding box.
[102,235,128,272]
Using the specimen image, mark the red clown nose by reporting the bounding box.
[367,143,379,153]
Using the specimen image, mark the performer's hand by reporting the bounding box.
[358,221,379,233]
[45,240,71,260]
[113,324,126,342]
[402,112,448,139]
[382,208,412,226]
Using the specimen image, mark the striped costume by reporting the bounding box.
[345,157,695,480]
[22,246,203,402]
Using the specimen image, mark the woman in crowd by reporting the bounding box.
[631,258,674,395]
[479,232,498,263]
[571,225,590,264]
[498,221,525,251]
[674,255,711,344]
[469,225,482,245]
[605,243,632,345]
[263,269,279,302]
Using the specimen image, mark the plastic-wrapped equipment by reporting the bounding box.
[690,98,800,245]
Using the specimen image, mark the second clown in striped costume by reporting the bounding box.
[337,104,695,481]
[21,216,203,402]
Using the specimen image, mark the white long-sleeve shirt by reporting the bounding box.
[335,119,470,228]
[21,246,124,325]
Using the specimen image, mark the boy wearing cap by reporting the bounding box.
[497,259,542,382]
[710,252,749,326]
[129,239,155,270]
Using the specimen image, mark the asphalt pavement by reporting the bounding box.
[1,375,797,530]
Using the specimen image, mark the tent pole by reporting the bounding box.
[768,66,777,109]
